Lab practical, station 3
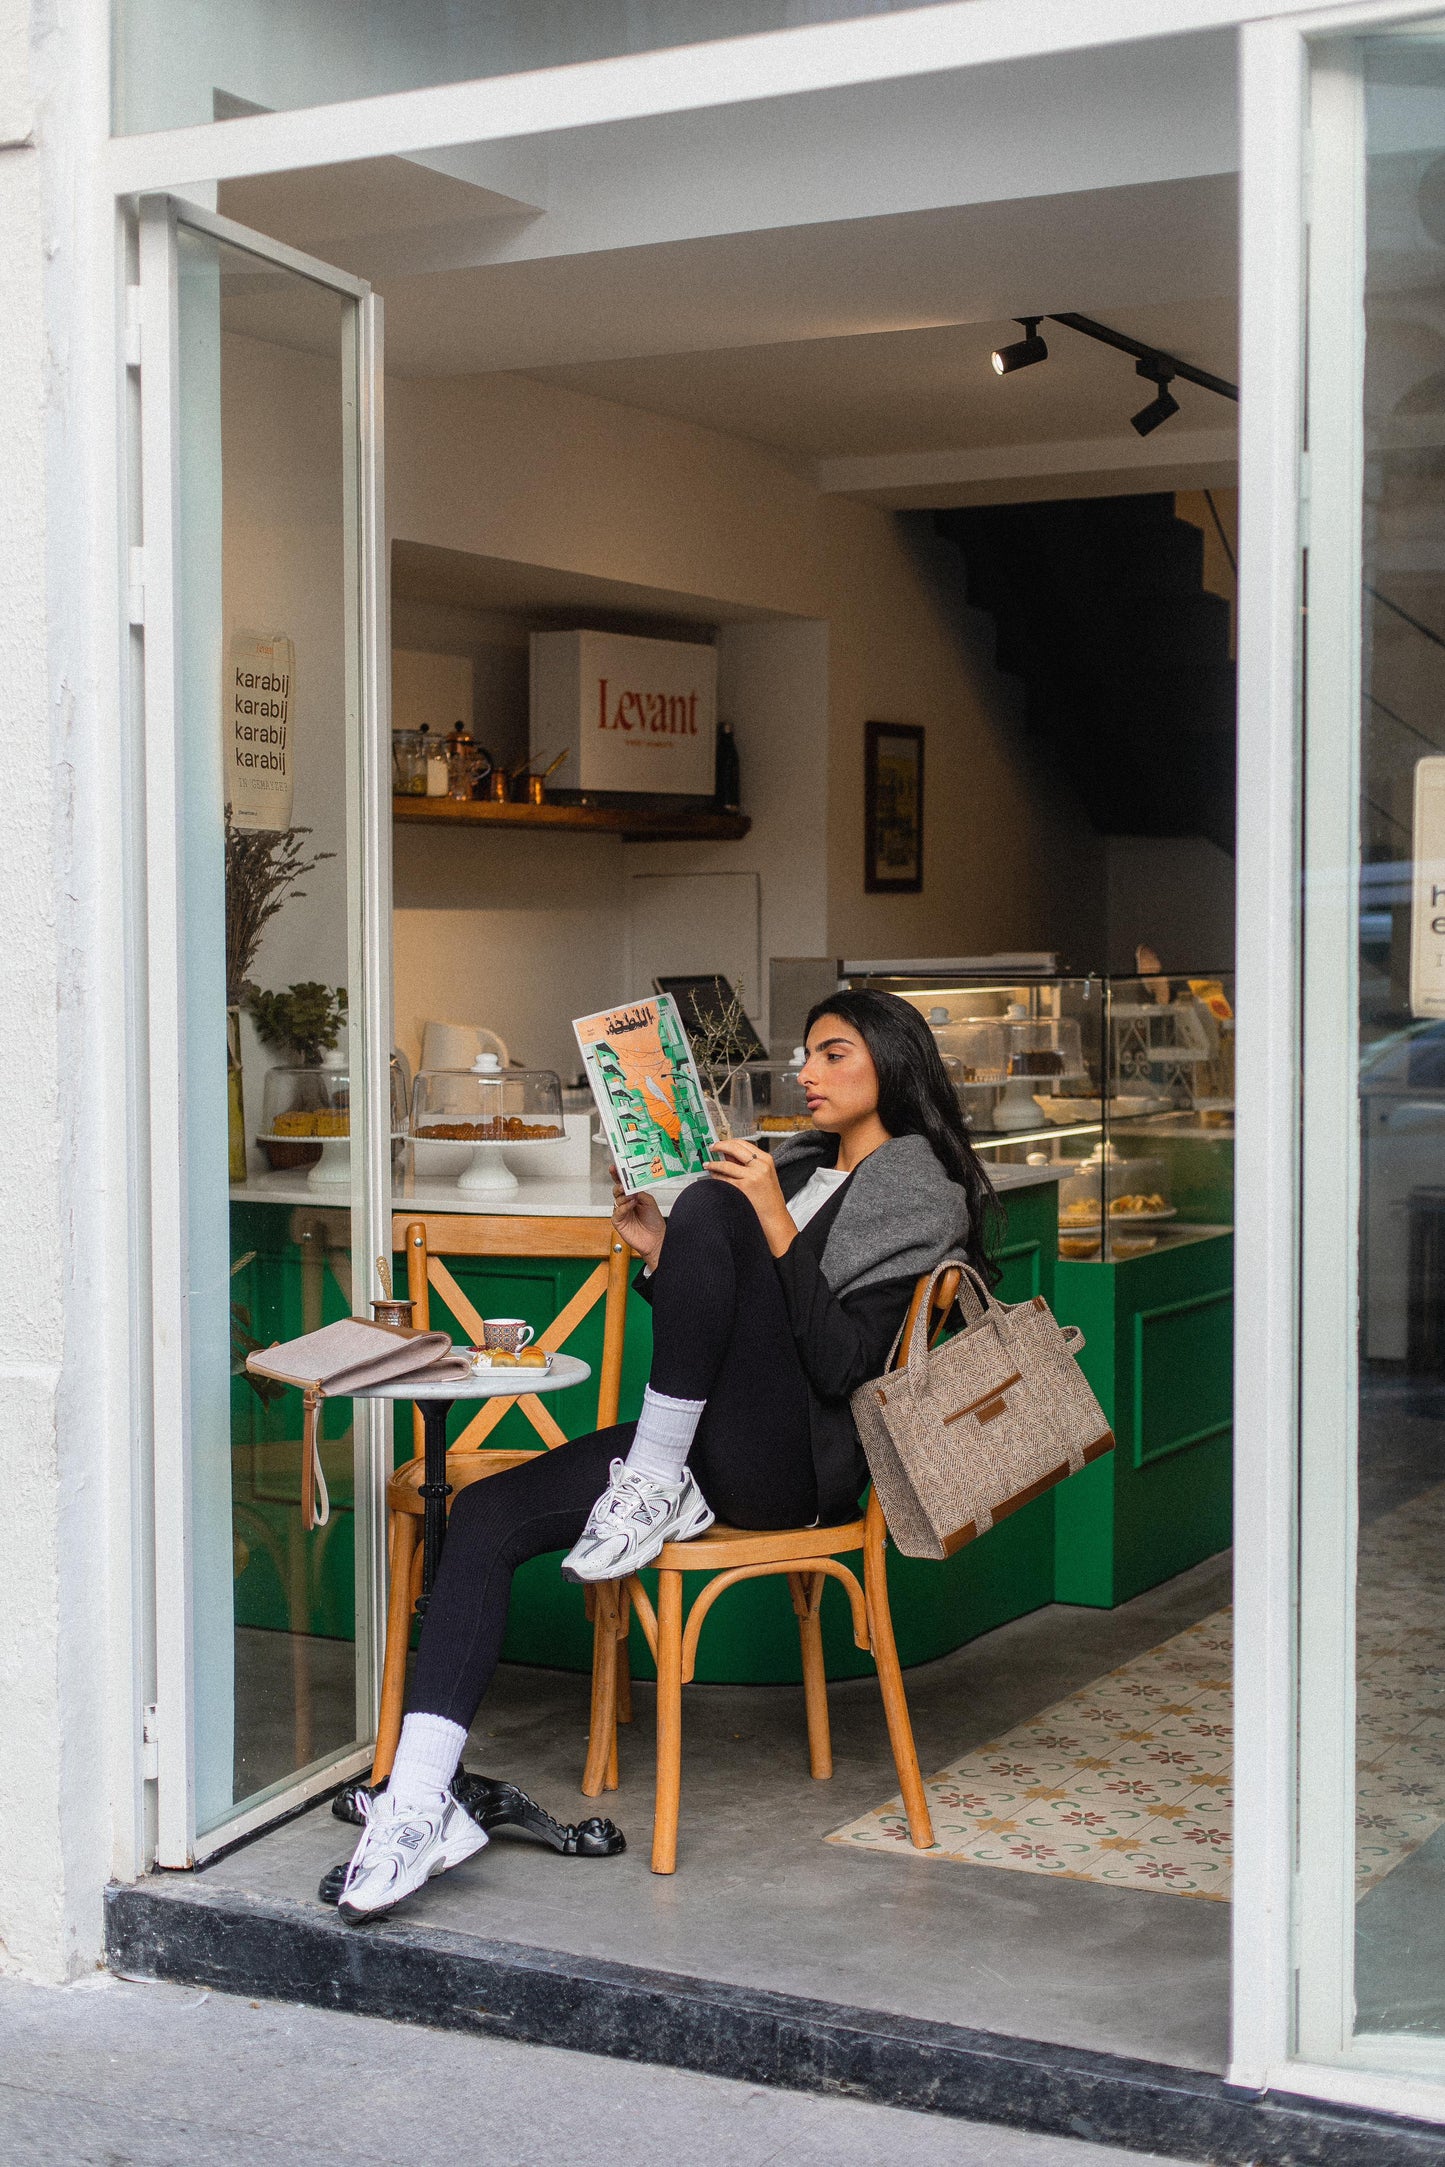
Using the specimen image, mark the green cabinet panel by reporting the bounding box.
[1053,1232,1233,1608]
[230,1203,359,1640]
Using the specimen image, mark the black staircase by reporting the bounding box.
[934,495,1237,855]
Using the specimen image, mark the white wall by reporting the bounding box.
[0,0,125,1982]
[385,370,1107,1016]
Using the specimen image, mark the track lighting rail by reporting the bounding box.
[1047,314,1238,403]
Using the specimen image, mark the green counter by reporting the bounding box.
[228,1177,1233,1689]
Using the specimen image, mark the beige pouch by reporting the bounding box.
[247,1318,473,1530]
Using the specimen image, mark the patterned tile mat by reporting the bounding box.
[827,1487,1445,1900]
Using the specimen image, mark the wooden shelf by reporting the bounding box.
[393,796,750,843]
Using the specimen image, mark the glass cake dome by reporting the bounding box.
[411,1053,565,1194]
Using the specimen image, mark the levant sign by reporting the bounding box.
[530,629,716,796]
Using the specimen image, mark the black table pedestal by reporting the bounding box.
[415,1395,454,1615]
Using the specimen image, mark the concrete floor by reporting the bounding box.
[207,1551,1233,2074]
[0,1975,1198,2167]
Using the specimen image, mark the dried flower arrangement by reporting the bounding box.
[224,814,335,1009]
[684,982,755,1136]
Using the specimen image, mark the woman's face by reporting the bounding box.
[800,1015,882,1133]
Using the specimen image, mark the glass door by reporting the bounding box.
[135,198,390,1863]
[1298,15,1445,2077]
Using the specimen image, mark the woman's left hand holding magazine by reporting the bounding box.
[611,1175,666,1271]
[707,1139,796,1257]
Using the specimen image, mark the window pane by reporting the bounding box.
[176,226,370,1832]
[114,0,960,136]
[1350,30,1445,2042]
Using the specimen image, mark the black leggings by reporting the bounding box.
[409,1178,819,1730]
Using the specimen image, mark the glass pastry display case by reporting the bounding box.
[411,1053,566,1195]
[838,964,1234,1262]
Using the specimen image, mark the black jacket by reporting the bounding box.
[770,1155,920,1519]
[636,1153,922,1521]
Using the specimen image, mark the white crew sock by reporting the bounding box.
[624,1384,706,1487]
[385,1712,467,1809]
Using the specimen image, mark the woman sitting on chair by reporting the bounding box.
[339,988,999,1921]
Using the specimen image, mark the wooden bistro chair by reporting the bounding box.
[371,1214,634,1789]
[582,1266,962,1875]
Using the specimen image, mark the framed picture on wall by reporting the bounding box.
[864,721,924,894]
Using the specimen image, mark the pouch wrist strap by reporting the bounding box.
[301,1388,331,1533]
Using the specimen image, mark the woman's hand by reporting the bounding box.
[611,1178,666,1271]
[707,1139,796,1257]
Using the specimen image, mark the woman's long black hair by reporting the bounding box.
[804,988,1002,1287]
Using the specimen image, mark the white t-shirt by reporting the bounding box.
[786,1164,850,1233]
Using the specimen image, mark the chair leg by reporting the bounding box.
[371,1510,417,1785]
[582,1580,620,1799]
[651,1569,684,1875]
[864,1517,934,1849]
[790,1571,833,1780]
[616,1583,633,1725]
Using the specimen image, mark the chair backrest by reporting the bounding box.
[394,1213,632,1457]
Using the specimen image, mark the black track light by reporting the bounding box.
[1130,356,1179,438]
[991,317,1049,376]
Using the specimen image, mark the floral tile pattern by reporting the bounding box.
[827,1485,1445,1900]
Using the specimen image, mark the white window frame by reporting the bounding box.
[1235,0,1445,2125]
[103,0,1445,2114]
[132,193,391,1864]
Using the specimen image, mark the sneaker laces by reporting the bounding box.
[586,1460,676,1537]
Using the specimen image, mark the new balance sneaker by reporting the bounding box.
[560,1460,714,1584]
[337,1787,489,1924]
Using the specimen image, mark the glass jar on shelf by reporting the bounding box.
[411,1054,565,1196]
[392,728,425,795]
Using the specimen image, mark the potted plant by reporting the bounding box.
[246,982,349,1172]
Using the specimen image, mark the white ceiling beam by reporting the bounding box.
[399,37,1235,273]
[107,0,1352,198]
[816,425,1239,507]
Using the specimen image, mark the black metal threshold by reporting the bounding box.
[106,1879,1444,2167]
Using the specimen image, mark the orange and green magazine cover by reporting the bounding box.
[573,994,716,1193]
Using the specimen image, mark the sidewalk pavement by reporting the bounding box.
[0,1972,1197,2167]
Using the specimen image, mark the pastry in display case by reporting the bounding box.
[1058,1144,1174,1259]
[411,1053,566,1196]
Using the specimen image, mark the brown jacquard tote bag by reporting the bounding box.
[850,1259,1115,1561]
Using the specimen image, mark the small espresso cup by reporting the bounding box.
[370,1298,415,1328]
[483,1317,534,1356]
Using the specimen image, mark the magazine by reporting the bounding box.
[574,994,716,1193]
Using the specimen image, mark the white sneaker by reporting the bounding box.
[560,1460,714,1584]
[337,1788,489,1924]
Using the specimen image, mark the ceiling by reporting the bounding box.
[217,153,1239,504]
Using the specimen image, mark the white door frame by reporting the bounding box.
[1235,0,1445,2124]
[133,194,391,1865]
[109,0,1445,2112]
